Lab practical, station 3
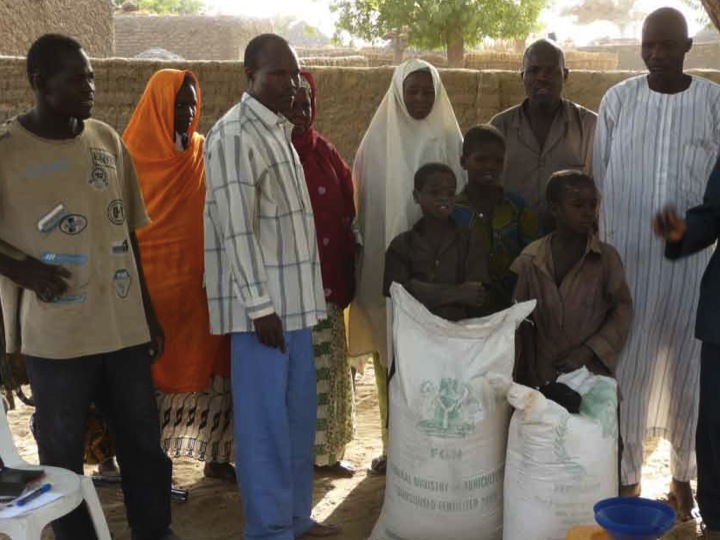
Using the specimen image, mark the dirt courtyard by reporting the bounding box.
[2,366,705,539]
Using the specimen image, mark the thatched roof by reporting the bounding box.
[114,14,272,60]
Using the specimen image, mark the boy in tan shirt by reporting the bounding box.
[511,170,633,387]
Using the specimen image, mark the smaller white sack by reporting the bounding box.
[503,368,618,540]
[370,284,535,540]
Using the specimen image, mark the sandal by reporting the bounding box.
[368,455,387,476]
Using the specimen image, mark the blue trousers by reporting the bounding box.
[25,346,172,540]
[231,329,317,540]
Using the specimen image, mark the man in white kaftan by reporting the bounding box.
[593,7,720,517]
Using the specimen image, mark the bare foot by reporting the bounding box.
[619,483,641,497]
[299,522,341,538]
[669,478,696,522]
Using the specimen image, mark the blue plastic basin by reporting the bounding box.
[594,497,676,540]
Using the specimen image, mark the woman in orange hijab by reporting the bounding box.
[123,69,234,482]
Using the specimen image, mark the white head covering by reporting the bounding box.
[348,58,465,360]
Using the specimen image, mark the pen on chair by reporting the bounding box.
[15,483,52,507]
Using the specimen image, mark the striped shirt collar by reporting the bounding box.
[242,93,294,133]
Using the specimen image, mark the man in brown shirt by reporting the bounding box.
[491,39,596,231]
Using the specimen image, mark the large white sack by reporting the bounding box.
[503,368,618,540]
[370,284,535,540]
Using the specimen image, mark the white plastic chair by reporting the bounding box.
[0,400,111,539]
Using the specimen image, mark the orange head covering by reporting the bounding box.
[123,69,205,230]
[123,69,230,393]
[123,69,203,163]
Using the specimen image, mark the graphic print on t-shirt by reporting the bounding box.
[37,205,88,236]
[40,252,89,304]
[58,214,88,235]
[36,204,68,233]
[89,167,109,191]
[88,148,117,192]
[113,269,131,298]
[111,239,129,254]
[107,199,125,225]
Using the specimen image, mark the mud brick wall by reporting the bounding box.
[297,50,618,70]
[0,56,718,163]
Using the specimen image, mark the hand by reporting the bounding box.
[253,313,286,353]
[556,345,596,374]
[652,207,687,243]
[9,257,70,302]
[147,319,165,362]
[456,281,486,307]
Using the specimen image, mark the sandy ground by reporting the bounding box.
[1,366,705,539]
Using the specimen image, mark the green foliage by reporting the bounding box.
[331,0,548,50]
[698,0,720,34]
[562,0,638,26]
[113,0,205,14]
[271,14,298,36]
[678,0,711,27]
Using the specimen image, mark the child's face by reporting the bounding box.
[462,142,505,188]
[553,183,599,235]
[414,172,457,220]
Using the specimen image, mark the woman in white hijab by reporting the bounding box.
[348,58,465,473]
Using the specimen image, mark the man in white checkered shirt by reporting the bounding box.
[204,34,337,540]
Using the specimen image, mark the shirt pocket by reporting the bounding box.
[574,260,606,312]
[554,130,586,170]
[262,169,307,218]
[258,195,279,218]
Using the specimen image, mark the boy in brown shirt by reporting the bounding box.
[511,170,633,387]
[383,163,490,321]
